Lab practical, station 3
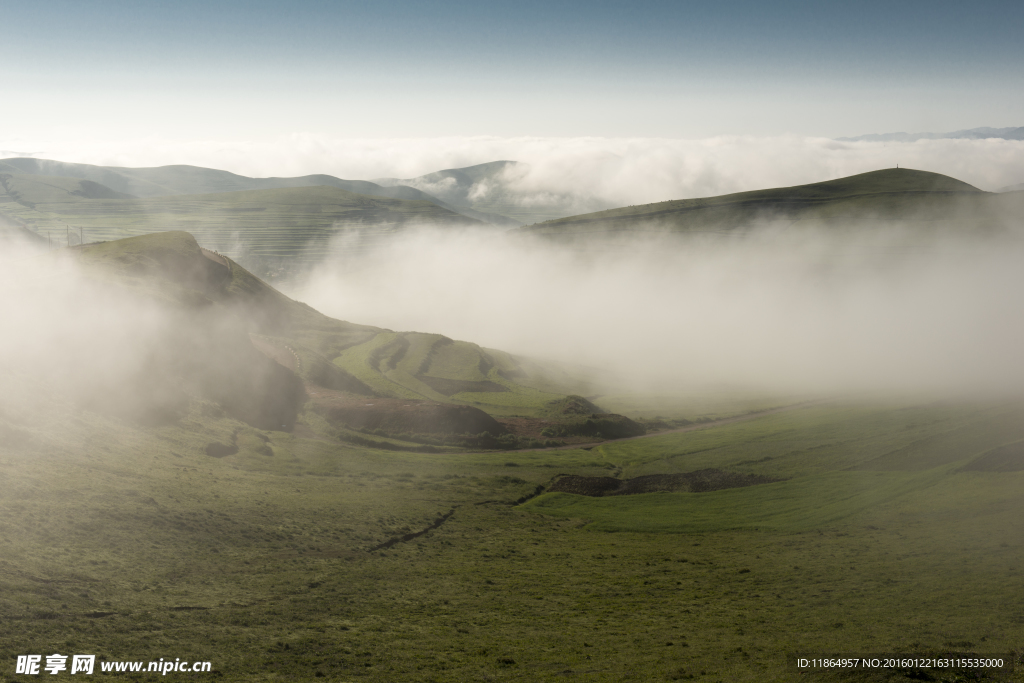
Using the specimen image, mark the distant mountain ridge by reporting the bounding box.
[518,168,1023,237]
[0,157,504,226]
[837,126,1024,142]
[0,171,482,275]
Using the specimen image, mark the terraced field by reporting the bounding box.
[0,174,480,276]
[331,332,567,415]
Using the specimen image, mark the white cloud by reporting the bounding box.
[288,224,1024,397]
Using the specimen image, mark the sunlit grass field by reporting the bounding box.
[2,396,1022,681]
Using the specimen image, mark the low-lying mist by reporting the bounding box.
[0,247,172,423]
[0,239,302,431]
[9,134,1024,203]
[287,223,1024,397]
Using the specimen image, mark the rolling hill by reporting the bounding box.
[517,167,1024,236]
[0,174,484,277]
[5,231,1024,681]
[63,231,632,449]
[0,156,514,226]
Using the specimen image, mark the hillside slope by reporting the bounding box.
[0,157,491,222]
[67,232,623,448]
[518,168,1022,236]
[0,157,528,233]
[0,175,483,276]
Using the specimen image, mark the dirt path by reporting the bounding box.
[368,508,457,552]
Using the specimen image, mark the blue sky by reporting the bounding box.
[3,0,1022,141]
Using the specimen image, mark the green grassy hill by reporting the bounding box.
[0,157,490,221]
[0,174,483,276]
[519,168,1024,236]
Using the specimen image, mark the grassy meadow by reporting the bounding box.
[2,393,1022,682]
[2,193,1022,682]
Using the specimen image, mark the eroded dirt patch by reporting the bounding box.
[549,469,783,497]
[418,375,509,396]
[309,387,505,436]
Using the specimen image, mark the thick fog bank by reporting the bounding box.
[288,224,1024,396]
[0,242,302,429]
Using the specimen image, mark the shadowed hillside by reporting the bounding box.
[518,168,1024,236]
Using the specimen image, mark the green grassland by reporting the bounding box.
[0,173,480,277]
[3,231,1023,681]
[0,156,502,218]
[595,392,805,422]
[523,400,1024,530]
[519,168,1024,237]
[330,332,572,415]
[3,388,1023,682]
[0,156,520,228]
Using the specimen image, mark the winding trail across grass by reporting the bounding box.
[364,403,827,552]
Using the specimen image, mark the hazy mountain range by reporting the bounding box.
[0,157,594,228]
[838,125,1024,143]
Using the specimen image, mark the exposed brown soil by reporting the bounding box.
[307,384,505,436]
[548,469,783,497]
[204,442,238,458]
[498,417,603,445]
[418,375,508,396]
[961,441,1024,472]
[548,476,623,496]
[368,509,456,552]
